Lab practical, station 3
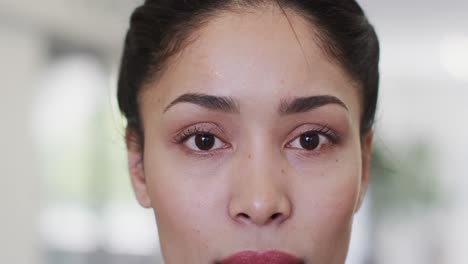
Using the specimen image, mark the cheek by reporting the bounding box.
[295,170,360,228]
[291,136,363,215]
[291,148,362,255]
[143,145,227,260]
[303,170,360,227]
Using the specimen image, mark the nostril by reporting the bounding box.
[270,212,282,220]
[237,212,250,220]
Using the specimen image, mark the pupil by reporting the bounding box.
[195,134,215,150]
[300,133,319,150]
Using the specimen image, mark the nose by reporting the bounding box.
[228,155,292,226]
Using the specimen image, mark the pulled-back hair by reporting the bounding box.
[117,0,380,144]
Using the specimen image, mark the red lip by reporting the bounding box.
[219,250,303,264]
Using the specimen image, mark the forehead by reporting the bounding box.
[144,7,360,120]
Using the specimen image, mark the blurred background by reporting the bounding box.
[0,0,467,263]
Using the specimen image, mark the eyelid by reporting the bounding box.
[173,122,227,144]
[173,123,232,157]
[284,124,340,148]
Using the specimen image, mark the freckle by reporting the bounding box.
[336,159,339,163]
[281,169,285,174]
[248,154,251,159]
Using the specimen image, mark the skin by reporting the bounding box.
[126,6,373,264]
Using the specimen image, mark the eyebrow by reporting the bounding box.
[279,95,348,115]
[163,93,347,115]
[163,93,240,113]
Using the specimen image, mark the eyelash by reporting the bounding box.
[173,124,340,153]
[174,124,217,144]
[296,124,340,144]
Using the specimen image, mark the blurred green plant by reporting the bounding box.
[363,139,442,264]
[370,138,441,216]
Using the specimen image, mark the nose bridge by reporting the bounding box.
[228,140,292,226]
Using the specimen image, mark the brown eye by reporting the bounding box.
[288,131,331,151]
[299,133,320,150]
[195,134,215,150]
[183,132,225,152]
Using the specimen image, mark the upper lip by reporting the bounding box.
[218,250,303,264]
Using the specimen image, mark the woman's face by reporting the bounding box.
[127,8,373,264]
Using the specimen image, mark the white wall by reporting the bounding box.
[0,25,47,264]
